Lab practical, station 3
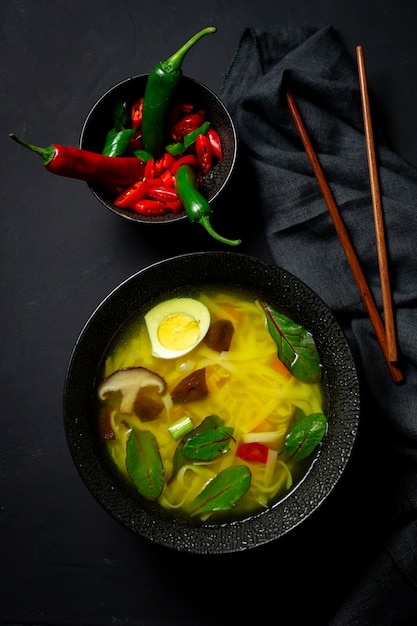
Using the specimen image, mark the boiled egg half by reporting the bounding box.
[144,297,211,359]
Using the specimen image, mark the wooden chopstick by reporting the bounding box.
[356,45,398,362]
[285,86,403,382]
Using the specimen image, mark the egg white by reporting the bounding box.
[144,297,211,359]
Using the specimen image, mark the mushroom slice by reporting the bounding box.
[171,368,208,404]
[97,407,116,441]
[97,367,167,414]
[204,319,235,352]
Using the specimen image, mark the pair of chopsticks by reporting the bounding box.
[285,46,403,382]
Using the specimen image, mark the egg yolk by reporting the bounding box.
[157,313,201,351]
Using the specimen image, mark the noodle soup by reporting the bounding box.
[96,286,326,523]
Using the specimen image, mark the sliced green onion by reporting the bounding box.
[166,122,211,155]
[132,149,153,163]
[168,415,194,441]
[166,141,186,156]
[183,121,210,148]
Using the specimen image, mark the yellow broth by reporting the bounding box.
[96,287,325,522]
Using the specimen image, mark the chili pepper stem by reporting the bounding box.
[9,132,55,164]
[199,215,241,246]
[162,27,216,72]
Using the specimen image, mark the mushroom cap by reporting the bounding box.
[97,367,167,414]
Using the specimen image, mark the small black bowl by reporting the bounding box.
[64,252,360,554]
[80,74,238,223]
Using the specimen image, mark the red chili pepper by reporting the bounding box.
[207,128,223,161]
[144,158,156,180]
[162,151,176,170]
[155,151,176,175]
[131,97,144,129]
[114,180,149,208]
[170,112,205,140]
[9,133,146,187]
[164,199,183,213]
[236,442,269,464]
[168,102,196,127]
[161,168,175,188]
[146,176,164,187]
[128,131,143,152]
[147,186,180,203]
[170,154,198,175]
[180,103,195,114]
[195,134,213,175]
[132,199,169,216]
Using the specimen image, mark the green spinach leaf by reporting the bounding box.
[126,429,164,500]
[284,412,328,462]
[171,414,227,479]
[261,301,322,383]
[182,427,233,461]
[188,465,252,517]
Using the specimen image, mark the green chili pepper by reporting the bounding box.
[175,164,241,246]
[132,149,153,163]
[166,121,211,156]
[100,101,133,157]
[165,141,186,156]
[112,100,130,131]
[183,120,210,148]
[142,26,216,158]
[102,128,135,157]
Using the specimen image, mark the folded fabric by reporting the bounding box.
[221,26,417,625]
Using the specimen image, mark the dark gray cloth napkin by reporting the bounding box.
[221,26,417,625]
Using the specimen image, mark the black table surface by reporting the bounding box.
[2,1,417,624]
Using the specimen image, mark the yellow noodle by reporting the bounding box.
[199,293,239,322]
[162,464,217,509]
[99,290,325,520]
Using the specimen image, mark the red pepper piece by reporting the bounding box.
[180,103,195,114]
[195,134,213,175]
[207,128,223,161]
[164,199,184,213]
[161,168,175,188]
[170,112,205,141]
[162,151,176,170]
[155,151,176,175]
[168,101,196,128]
[170,154,198,175]
[9,133,146,187]
[146,176,164,187]
[147,186,180,203]
[128,131,143,152]
[114,180,149,208]
[132,199,169,216]
[153,158,164,177]
[236,442,269,464]
[131,97,144,130]
[144,158,156,180]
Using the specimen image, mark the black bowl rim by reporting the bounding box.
[63,251,360,554]
[79,74,238,224]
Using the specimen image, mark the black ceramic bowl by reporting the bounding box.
[64,252,360,553]
[80,74,237,223]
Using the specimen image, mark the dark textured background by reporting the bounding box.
[1,1,416,624]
